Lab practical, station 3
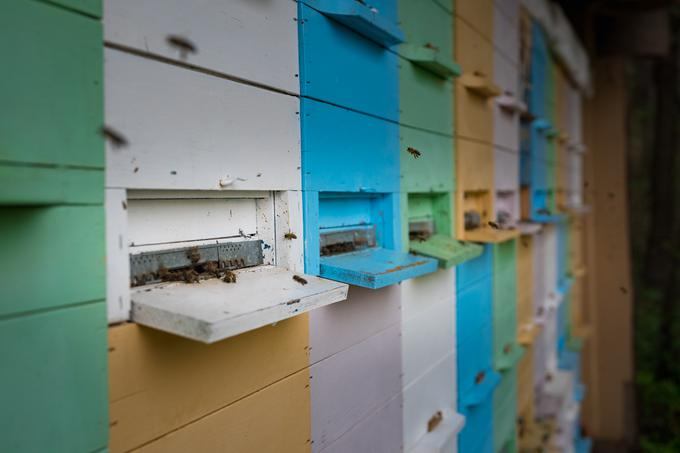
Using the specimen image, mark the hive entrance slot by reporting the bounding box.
[129,240,264,287]
[409,219,435,242]
[320,225,376,256]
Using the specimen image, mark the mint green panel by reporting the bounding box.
[41,0,102,17]
[400,62,454,135]
[399,0,453,57]
[0,166,103,205]
[0,0,103,168]
[0,207,105,317]
[493,241,519,369]
[400,126,454,192]
[493,367,519,453]
[0,302,108,453]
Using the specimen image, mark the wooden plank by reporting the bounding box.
[403,353,457,451]
[127,198,258,247]
[583,57,633,439]
[457,138,494,191]
[310,325,402,451]
[131,266,348,343]
[322,394,403,453]
[1,0,103,169]
[106,188,131,323]
[0,206,105,317]
[309,276,402,364]
[108,315,309,452]
[0,165,103,206]
[493,1,519,65]
[135,369,311,453]
[493,51,520,151]
[104,0,299,94]
[456,0,493,42]
[495,147,520,193]
[401,271,456,386]
[105,48,301,191]
[0,302,108,453]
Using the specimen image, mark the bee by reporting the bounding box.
[488,221,501,230]
[183,269,200,284]
[223,270,237,284]
[100,126,129,149]
[475,371,485,384]
[293,275,308,285]
[204,261,219,275]
[503,343,512,354]
[424,42,439,51]
[166,35,198,60]
[406,147,422,159]
[536,208,551,215]
[427,411,443,433]
[186,246,201,264]
[284,232,298,240]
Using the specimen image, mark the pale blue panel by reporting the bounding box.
[457,280,492,344]
[319,247,437,288]
[298,4,400,121]
[301,98,400,193]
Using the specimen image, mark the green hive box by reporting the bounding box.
[0,0,103,206]
[493,365,520,453]
[0,1,107,451]
[398,0,481,266]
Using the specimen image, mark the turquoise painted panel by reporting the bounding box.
[0,302,108,453]
[298,4,400,121]
[0,0,103,168]
[41,0,101,17]
[0,206,105,317]
[457,244,493,287]
[301,98,400,193]
[457,280,493,344]
[301,0,402,47]
[458,392,494,453]
[320,247,438,288]
[0,165,103,206]
[528,21,548,119]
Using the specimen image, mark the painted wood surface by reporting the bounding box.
[400,127,455,193]
[0,207,105,318]
[455,17,495,143]
[1,0,103,169]
[400,61,455,136]
[321,394,403,453]
[404,353,458,451]
[310,324,402,451]
[493,51,520,151]
[493,0,519,65]
[135,369,311,453]
[495,147,520,193]
[131,266,347,343]
[0,302,108,453]
[104,0,299,94]
[456,0,493,42]
[309,284,401,363]
[298,3,399,121]
[301,98,399,193]
[108,315,309,452]
[105,48,301,191]
[42,0,101,17]
[106,189,131,323]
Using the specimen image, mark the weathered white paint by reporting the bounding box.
[131,265,348,342]
[493,51,520,151]
[403,353,461,451]
[311,324,402,452]
[106,188,131,324]
[411,409,464,453]
[105,48,301,191]
[309,284,402,364]
[494,147,520,193]
[493,1,519,65]
[126,197,258,249]
[104,0,299,93]
[321,394,403,453]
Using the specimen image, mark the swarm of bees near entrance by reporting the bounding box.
[131,247,245,287]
